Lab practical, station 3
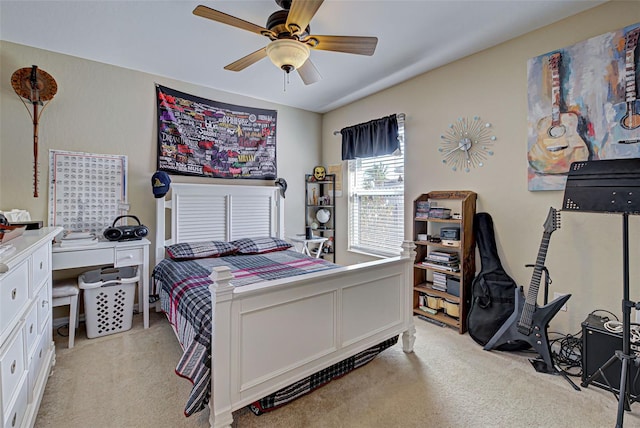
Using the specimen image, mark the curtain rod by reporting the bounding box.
[333,113,405,136]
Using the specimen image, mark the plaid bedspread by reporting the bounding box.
[152,249,338,416]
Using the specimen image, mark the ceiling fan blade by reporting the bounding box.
[307,35,378,56]
[224,47,268,71]
[297,59,322,85]
[286,0,324,34]
[193,5,269,36]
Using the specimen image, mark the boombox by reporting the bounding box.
[103,215,148,241]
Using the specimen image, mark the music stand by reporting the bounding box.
[563,158,640,428]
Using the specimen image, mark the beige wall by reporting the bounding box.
[1,2,638,334]
[322,1,640,333]
[0,41,322,267]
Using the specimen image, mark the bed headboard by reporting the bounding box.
[155,183,284,262]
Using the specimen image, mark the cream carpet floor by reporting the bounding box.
[35,311,640,428]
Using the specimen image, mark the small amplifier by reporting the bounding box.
[103,215,148,242]
[582,314,640,398]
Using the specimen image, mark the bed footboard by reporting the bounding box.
[208,241,416,428]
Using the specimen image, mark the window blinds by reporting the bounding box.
[348,117,405,256]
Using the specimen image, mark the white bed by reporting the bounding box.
[155,182,415,427]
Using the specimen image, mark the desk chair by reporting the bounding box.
[52,279,80,349]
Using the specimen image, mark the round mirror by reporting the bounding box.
[316,208,331,224]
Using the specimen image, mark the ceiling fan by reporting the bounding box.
[193,0,378,85]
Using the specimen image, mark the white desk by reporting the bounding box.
[289,236,328,258]
[52,238,151,329]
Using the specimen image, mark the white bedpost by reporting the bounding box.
[209,266,235,428]
[275,190,285,238]
[401,240,416,353]
[155,197,166,262]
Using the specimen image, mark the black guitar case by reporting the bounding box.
[467,213,529,351]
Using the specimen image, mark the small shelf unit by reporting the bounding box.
[305,174,336,262]
[413,191,476,333]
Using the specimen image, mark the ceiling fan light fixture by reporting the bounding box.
[266,39,310,73]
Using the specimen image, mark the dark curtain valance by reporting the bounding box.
[341,114,399,160]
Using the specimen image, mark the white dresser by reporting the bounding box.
[0,227,61,428]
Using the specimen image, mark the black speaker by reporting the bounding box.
[582,314,640,398]
[103,215,148,241]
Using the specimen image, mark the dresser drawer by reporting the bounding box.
[0,328,26,415]
[30,243,50,295]
[28,319,52,403]
[3,377,27,428]
[23,303,38,358]
[35,284,50,334]
[0,261,29,341]
[115,247,144,267]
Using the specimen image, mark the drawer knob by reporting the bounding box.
[39,349,42,359]
[30,323,34,334]
[126,255,133,259]
[11,288,17,300]
[40,261,43,269]
[10,360,16,374]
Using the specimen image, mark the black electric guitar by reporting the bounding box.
[483,207,570,372]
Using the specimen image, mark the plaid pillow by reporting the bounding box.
[166,241,237,260]
[232,237,292,255]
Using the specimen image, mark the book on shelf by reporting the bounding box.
[423,258,459,267]
[421,261,460,272]
[433,272,447,285]
[429,250,458,257]
[426,253,459,263]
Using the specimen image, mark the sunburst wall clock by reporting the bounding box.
[438,116,497,173]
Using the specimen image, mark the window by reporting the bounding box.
[348,120,404,257]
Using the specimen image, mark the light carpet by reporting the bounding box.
[35,312,640,427]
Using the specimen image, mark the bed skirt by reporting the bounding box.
[248,335,399,415]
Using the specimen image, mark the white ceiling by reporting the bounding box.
[0,0,607,113]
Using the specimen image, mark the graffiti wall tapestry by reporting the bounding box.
[156,85,277,179]
[527,22,640,191]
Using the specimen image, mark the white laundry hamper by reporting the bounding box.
[79,266,139,339]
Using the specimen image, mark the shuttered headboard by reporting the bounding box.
[155,183,284,262]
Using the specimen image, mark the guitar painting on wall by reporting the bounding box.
[528,52,589,175]
[527,22,640,191]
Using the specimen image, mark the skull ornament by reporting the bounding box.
[313,166,326,181]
